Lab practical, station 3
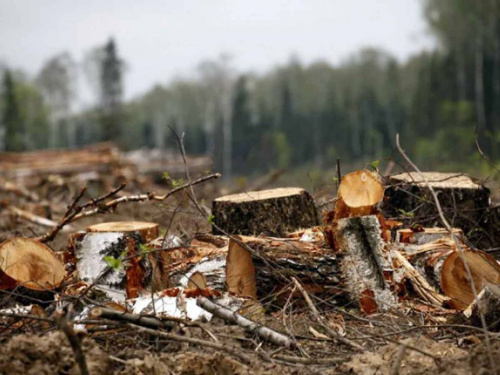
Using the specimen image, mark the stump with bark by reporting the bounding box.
[382,172,491,248]
[74,221,159,300]
[212,187,319,236]
[0,237,65,300]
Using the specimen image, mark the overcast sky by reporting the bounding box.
[0,0,433,104]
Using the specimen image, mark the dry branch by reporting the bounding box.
[197,296,295,348]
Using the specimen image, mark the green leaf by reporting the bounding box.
[171,178,184,188]
[139,243,152,255]
[104,256,122,270]
[207,214,215,225]
[397,208,414,218]
[369,160,380,170]
[162,172,170,180]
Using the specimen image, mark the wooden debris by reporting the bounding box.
[397,227,462,245]
[197,296,295,348]
[464,283,500,331]
[0,237,65,294]
[225,238,257,299]
[335,170,384,221]
[212,187,319,236]
[336,215,395,313]
[440,249,500,310]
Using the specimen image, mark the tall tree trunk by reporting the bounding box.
[456,48,467,102]
[475,32,487,131]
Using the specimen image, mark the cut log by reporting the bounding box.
[212,187,319,237]
[335,215,395,314]
[464,283,500,331]
[405,239,500,310]
[440,250,500,310]
[0,237,65,297]
[334,170,384,221]
[74,221,159,301]
[382,172,490,248]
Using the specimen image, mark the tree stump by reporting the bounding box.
[74,221,159,300]
[0,237,65,300]
[382,172,491,248]
[212,187,319,236]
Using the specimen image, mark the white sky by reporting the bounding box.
[0,0,433,105]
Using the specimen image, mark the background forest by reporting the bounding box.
[1,0,499,179]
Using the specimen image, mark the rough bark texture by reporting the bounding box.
[382,172,492,249]
[212,188,319,236]
[240,236,342,302]
[73,222,160,301]
[336,216,395,314]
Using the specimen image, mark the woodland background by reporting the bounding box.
[1,0,499,181]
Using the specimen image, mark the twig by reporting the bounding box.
[197,296,295,348]
[70,173,220,222]
[291,277,365,351]
[273,354,348,365]
[90,307,175,330]
[53,312,89,375]
[131,324,253,364]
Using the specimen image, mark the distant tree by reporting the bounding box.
[36,52,76,148]
[100,38,124,142]
[1,70,24,151]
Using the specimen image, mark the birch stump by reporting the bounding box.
[74,221,159,300]
[212,188,319,236]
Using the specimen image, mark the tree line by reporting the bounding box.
[1,0,500,177]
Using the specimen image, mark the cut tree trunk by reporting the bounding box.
[226,238,257,299]
[233,236,342,304]
[334,170,384,221]
[382,172,491,248]
[212,187,319,237]
[0,237,65,300]
[406,240,500,310]
[335,215,395,314]
[73,221,159,301]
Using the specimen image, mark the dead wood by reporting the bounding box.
[225,238,257,299]
[90,307,175,330]
[464,283,500,331]
[212,187,319,236]
[197,296,295,348]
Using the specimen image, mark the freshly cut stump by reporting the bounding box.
[0,237,65,294]
[336,215,395,314]
[75,221,159,300]
[212,187,319,236]
[334,170,384,221]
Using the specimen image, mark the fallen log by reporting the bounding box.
[0,237,65,298]
[233,236,342,301]
[212,187,319,236]
[73,221,159,300]
[403,240,500,310]
[335,215,395,314]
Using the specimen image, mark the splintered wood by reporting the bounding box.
[212,187,319,236]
